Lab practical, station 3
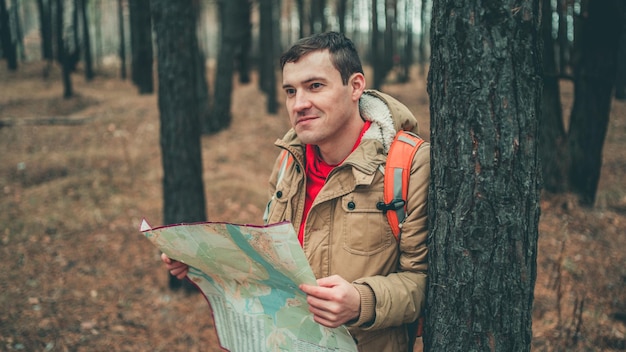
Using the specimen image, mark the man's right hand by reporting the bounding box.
[161,253,189,279]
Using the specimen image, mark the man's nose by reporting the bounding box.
[293,91,312,111]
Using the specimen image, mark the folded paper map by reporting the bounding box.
[140,219,358,352]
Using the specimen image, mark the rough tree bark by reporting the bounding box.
[425,0,541,350]
[150,0,207,288]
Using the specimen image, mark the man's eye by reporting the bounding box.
[311,83,323,89]
[285,88,296,96]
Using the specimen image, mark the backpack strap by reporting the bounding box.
[377,131,424,241]
[263,149,293,223]
[276,149,293,186]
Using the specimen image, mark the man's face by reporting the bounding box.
[281,50,362,148]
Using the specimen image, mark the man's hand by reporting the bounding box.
[161,253,189,279]
[299,275,361,328]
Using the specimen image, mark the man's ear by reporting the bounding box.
[349,73,366,101]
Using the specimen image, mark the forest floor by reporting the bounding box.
[0,61,625,352]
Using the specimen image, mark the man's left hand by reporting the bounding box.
[299,275,361,328]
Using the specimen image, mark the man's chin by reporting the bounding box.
[294,131,317,145]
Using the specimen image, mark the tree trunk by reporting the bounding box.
[557,0,569,74]
[211,0,237,131]
[69,0,80,71]
[151,0,207,239]
[425,0,541,350]
[398,0,413,83]
[93,0,102,67]
[10,0,25,62]
[337,0,347,34]
[614,4,626,100]
[295,0,306,38]
[0,0,17,70]
[56,0,75,98]
[151,0,207,292]
[540,0,567,192]
[259,0,277,114]
[117,0,126,79]
[55,0,63,63]
[129,0,154,94]
[309,0,325,33]
[567,0,624,206]
[189,0,211,135]
[371,0,383,90]
[383,0,395,77]
[235,0,251,84]
[80,0,94,80]
[36,0,54,62]
[418,0,428,77]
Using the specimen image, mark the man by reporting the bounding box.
[163,31,429,352]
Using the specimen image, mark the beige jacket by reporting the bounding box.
[264,90,429,352]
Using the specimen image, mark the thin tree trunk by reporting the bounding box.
[129,0,153,93]
[296,0,306,38]
[418,0,428,77]
[309,0,325,34]
[93,0,101,67]
[567,0,624,206]
[117,0,126,79]
[540,0,567,192]
[337,0,347,34]
[80,0,94,80]
[69,0,79,71]
[235,0,251,84]
[383,0,395,76]
[259,0,277,114]
[59,0,74,98]
[371,0,383,89]
[55,0,63,63]
[10,0,25,61]
[0,0,17,70]
[557,0,569,74]
[398,0,413,83]
[36,0,54,63]
[615,4,626,100]
[211,0,236,130]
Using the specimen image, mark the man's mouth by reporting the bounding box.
[295,115,318,126]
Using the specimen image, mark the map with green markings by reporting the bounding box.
[141,219,357,352]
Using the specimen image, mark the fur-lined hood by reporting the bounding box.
[360,90,419,154]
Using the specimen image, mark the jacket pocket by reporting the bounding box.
[265,185,294,225]
[340,192,393,255]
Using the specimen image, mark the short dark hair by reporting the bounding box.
[280,32,364,85]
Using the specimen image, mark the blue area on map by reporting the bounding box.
[223,224,302,318]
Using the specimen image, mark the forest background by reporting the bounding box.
[0,0,625,351]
